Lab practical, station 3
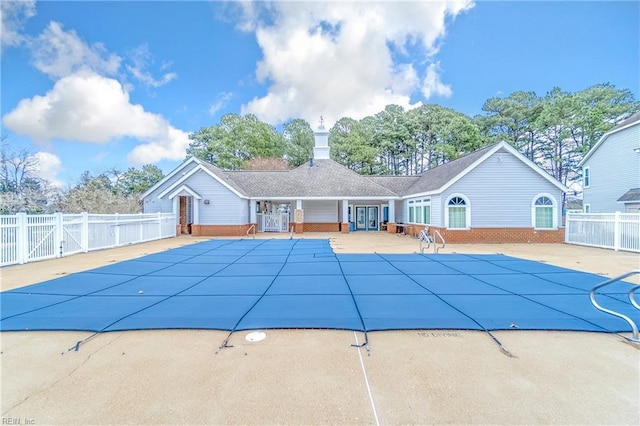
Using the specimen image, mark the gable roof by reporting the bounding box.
[399,141,567,197]
[156,159,249,199]
[143,141,566,201]
[167,184,201,200]
[579,111,640,167]
[139,157,199,199]
[617,188,640,203]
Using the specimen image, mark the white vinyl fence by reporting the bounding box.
[1,212,176,266]
[565,212,640,253]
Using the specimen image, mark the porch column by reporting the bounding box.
[250,200,257,224]
[341,199,349,234]
[173,197,180,235]
[294,199,304,234]
[387,200,397,234]
[193,199,200,224]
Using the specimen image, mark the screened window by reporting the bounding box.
[416,206,422,223]
[584,204,591,213]
[409,206,414,222]
[448,196,467,229]
[534,196,554,229]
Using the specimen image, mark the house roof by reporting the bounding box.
[225,159,398,198]
[617,188,640,203]
[579,111,640,167]
[367,175,421,194]
[146,141,567,201]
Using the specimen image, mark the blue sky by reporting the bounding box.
[1,1,638,187]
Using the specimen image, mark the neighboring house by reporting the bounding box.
[142,124,568,243]
[579,111,640,213]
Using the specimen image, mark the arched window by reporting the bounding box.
[532,194,557,229]
[446,194,469,229]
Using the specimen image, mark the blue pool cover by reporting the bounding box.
[1,239,638,334]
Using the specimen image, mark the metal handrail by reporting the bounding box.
[433,230,445,254]
[246,224,256,239]
[419,228,445,254]
[590,270,640,342]
[418,229,432,253]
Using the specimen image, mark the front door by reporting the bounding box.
[355,206,379,231]
[179,196,194,234]
[367,206,378,230]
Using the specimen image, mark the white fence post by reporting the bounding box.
[81,212,89,252]
[139,213,144,242]
[114,213,120,246]
[614,211,620,252]
[17,212,27,264]
[158,212,162,238]
[55,212,64,258]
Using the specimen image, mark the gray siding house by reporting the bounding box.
[142,124,568,243]
[579,112,640,213]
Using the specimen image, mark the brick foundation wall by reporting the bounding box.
[302,222,341,232]
[427,226,565,244]
[294,223,304,234]
[341,222,349,234]
[191,224,253,237]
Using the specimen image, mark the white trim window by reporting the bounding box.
[445,194,470,229]
[532,193,557,229]
[407,198,431,224]
[583,167,590,188]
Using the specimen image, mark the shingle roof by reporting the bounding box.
[212,159,398,198]
[611,111,640,132]
[185,142,546,199]
[367,175,421,194]
[617,188,640,202]
[402,144,497,195]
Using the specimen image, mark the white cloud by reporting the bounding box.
[421,62,453,99]
[127,126,191,165]
[237,0,473,125]
[0,0,36,50]
[2,71,191,164]
[30,21,122,79]
[126,44,177,88]
[31,151,63,187]
[209,92,234,116]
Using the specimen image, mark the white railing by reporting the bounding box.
[256,213,290,232]
[565,212,640,253]
[0,212,176,266]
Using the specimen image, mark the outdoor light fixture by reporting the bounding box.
[204,199,210,205]
[634,147,640,153]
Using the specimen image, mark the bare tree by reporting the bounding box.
[0,138,54,213]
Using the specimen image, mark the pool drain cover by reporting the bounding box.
[245,331,266,342]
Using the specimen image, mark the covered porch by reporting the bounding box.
[249,198,399,234]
